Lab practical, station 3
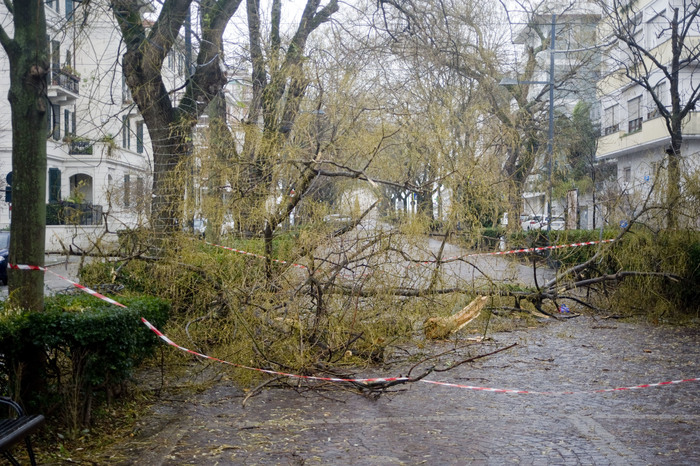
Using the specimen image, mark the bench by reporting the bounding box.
[0,397,45,466]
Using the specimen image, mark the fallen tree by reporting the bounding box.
[423,296,489,339]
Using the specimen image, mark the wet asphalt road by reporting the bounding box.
[102,315,700,465]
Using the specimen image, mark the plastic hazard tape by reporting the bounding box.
[138,318,700,393]
[415,238,617,266]
[11,262,699,394]
[9,264,127,308]
[136,320,700,394]
[419,377,700,395]
[204,241,309,270]
[140,317,409,385]
[202,238,616,271]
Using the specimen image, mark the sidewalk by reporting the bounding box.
[98,315,700,465]
[0,254,86,297]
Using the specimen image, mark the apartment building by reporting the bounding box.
[595,0,700,227]
[0,1,195,249]
[510,1,602,228]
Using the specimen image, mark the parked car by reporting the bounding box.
[0,231,9,285]
[522,215,543,231]
[192,218,207,238]
[323,213,352,224]
[549,217,566,231]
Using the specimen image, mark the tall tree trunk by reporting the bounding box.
[0,0,49,407]
[665,132,682,229]
[112,0,241,235]
[3,1,48,311]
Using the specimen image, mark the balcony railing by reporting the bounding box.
[50,68,80,94]
[46,201,103,226]
[69,139,93,155]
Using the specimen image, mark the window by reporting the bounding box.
[49,168,61,203]
[52,104,61,140]
[63,109,75,137]
[136,121,144,154]
[646,10,666,49]
[630,13,643,47]
[124,174,130,207]
[604,104,620,135]
[648,81,667,119]
[51,40,60,70]
[623,166,631,183]
[122,72,132,103]
[628,96,642,133]
[122,116,130,149]
[66,0,73,20]
[136,177,144,209]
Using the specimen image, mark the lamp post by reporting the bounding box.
[500,14,556,236]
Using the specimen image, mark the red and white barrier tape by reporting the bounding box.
[419,377,700,395]
[10,261,699,394]
[202,238,616,271]
[415,239,616,266]
[204,242,309,270]
[140,318,408,385]
[9,264,127,308]
[141,319,700,392]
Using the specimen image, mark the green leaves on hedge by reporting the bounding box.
[0,294,170,394]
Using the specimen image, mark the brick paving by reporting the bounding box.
[106,316,700,465]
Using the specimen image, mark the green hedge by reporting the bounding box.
[602,230,700,316]
[0,294,169,427]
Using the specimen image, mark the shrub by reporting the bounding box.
[603,229,700,318]
[0,294,169,430]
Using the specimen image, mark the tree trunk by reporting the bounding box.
[112,0,241,235]
[665,134,682,229]
[4,2,48,311]
[0,0,49,408]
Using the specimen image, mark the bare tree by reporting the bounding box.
[110,0,243,233]
[597,0,700,228]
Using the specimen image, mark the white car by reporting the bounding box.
[549,217,566,231]
[522,216,543,231]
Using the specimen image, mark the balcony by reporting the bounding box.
[46,201,103,226]
[68,139,93,155]
[47,68,80,104]
[597,112,700,159]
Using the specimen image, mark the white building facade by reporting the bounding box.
[0,1,193,250]
[511,2,602,228]
[595,0,700,228]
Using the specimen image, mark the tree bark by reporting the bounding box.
[0,0,49,407]
[111,0,243,233]
[0,0,48,312]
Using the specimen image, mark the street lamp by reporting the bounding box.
[500,15,557,236]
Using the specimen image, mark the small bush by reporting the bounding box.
[0,294,169,430]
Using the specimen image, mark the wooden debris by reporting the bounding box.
[423,296,489,340]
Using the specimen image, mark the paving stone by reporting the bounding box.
[109,316,699,465]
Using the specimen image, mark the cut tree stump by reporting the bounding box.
[423,296,488,340]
